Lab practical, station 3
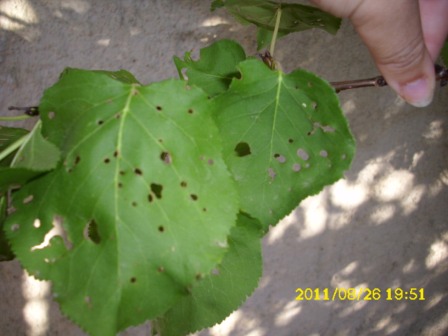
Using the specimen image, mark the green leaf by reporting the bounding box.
[214,59,355,228]
[5,69,239,335]
[0,123,60,192]
[441,40,448,67]
[0,196,14,261]
[174,40,246,97]
[212,0,342,50]
[156,213,263,336]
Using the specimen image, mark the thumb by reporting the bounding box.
[312,0,436,107]
[349,0,435,107]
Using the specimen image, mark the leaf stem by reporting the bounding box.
[0,115,32,121]
[269,6,282,57]
[0,133,29,163]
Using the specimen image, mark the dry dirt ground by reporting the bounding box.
[1,1,448,335]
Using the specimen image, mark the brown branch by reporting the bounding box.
[331,64,448,93]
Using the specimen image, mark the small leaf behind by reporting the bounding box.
[213,0,342,49]
[174,39,246,97]
[214,59,355,228]
[156,213,263,336]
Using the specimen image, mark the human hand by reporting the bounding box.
[312,0,448,107]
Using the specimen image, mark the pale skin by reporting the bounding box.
[311,0,448,107]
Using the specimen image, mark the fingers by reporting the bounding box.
[312,0,436,107]
[419,0,448,61]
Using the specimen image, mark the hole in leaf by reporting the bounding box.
[297,149,309,161]
[33,219,41,228]
[11,224,20,232]
[23,195,34,204]
[84,219,101,244]
[31,215,72,251]
[312,102,318,110]
[320,150,328,158]
[160,152,172,164]
[292,163,301,172]
[158,226,165,233]
[157,266,165,273]
[288,138,294,144]
[341,154,347,160]
[74,156,81,166]
[148,194,153,203]
[130,277,137,283]
[180,181,187,188]
[115,113,121,119]
[119,171,125,176]
[48,111,55,119]
[235,142,251,157]
[104,158,110,164]
[190,194,198,201]
[188,108,194,114]
[114,150,119,158]
[156,106,162,111]
[84,296,91,304]
[134,168,143,175]
[118,182,123,188]
[97,120,104,126]
[150,183,163,199]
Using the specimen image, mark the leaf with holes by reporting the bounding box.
[5,69,239,335]
[214,59,355,228]
[211,0,342,50]
[0,123,60,193]
[156,213,263,336]
[174,39,246,97]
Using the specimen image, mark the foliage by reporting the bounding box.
[211,0,341,49]
[0,1,355,335]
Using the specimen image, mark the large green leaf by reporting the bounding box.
[0,123,60,192]
[5,69,239,335]
[174,39,246,97]
[212,0,342,49]
[214,59,355,228]
[156,213,263,336]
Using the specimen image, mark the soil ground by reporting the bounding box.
[1,1,448,335]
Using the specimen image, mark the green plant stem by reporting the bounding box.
[0,115,32,121]
[269,6,282,57]
[0,134,28,162]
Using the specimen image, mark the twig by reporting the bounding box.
[331,64,448,93]
[8,105,39,116]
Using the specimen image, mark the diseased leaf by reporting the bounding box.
[214,59,355,228]
[212,0,342,49]
[6,69,239,335]
[156,213,263,336]
[174,40,246,97]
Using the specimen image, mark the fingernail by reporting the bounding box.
[400,77,434,108]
